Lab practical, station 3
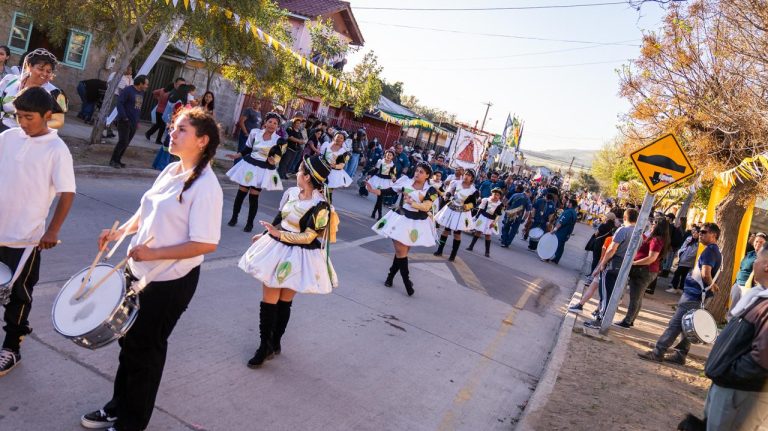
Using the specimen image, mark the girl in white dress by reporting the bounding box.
[238,155,338,368]
[466,188,504,257]
[319,131,352,202]
[367,162,439,296]
[225,113,286,232]
[365,149,397,219]
[433,169,480,261]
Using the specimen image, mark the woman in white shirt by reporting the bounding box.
[319,131,353,202]
[80,107,223,431]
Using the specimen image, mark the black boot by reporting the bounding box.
[448,238,461,261]
[244,193,259,232]
[466,235,479,251]
[400,257,414,296]
[229,189,247,226]
[248,302,277,368]
[484,239,491,257]
[273,300,292,355]
[434,236,448,256]
[385,256,399,287]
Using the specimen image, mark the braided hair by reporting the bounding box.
[177,107,221,203]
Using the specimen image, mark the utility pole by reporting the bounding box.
[480,101,493,131]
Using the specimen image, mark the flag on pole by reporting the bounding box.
[501,114,513,148]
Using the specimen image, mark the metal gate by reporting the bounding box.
[139,58,181,121]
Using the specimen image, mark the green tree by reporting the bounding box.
[590,139,639,195]
[381,79,404,104]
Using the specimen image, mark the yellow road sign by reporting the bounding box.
[629,134,694,193]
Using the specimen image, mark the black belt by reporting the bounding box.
[268,233,321,250]
[479,209,496,219]
[398,207,429,220]
[375,173,391,179]
[243,155,276,170]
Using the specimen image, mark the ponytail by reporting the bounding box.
[176,107,221,202]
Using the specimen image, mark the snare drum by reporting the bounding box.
[529,227,545,240]
[52,264,139,350]
[0,262,12,305]
[537,233,559,260]
[682,308,718,344]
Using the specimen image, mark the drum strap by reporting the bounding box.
[130,260,174,295]
[8,246,34,288]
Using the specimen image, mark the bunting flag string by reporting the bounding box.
[161,0,350,93]
[717,152,768,187]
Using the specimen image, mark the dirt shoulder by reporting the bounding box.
[526,283,712,430]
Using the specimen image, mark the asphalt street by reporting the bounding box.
[0,172,589,431]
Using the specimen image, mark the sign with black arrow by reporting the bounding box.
[630,134,695,193]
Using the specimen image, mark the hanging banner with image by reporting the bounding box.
[449,128,488,170]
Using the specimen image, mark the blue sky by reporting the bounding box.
[345,0,668,151]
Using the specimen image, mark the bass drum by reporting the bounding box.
[682,308,718,344]
[537,233,559,260]
[52,264,139,350]
[529,227,545,240]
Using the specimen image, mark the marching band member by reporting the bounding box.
[433,169,480,261]
[466,188,504,257]
[320,131,353,203]
[368,162,439,296]
[225,113,286,232]
[81,108,223,431]
[0,88,75,377]
[238,155,338,369]
[365,149,397,219]
[528,193,556,252]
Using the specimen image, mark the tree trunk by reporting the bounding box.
[89,51,131,145]
[706,180,756,323]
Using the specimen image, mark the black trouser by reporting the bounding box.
[597,268,619,319]
[1,246,40,352]
[111,120,137,164]
[589,247,602,274]
[278,147,298,178]
[144,114,166,144]
[671,266,691,290]
[104,266,200,431]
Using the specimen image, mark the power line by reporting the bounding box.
[387,59,629,71]
[359,21,641,46]
[354,2,629,11]
[386,42,639,63]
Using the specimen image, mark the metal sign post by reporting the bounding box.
[599,192,655,334]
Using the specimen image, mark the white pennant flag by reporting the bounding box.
[190,0,196,11]
[172,0,179,7]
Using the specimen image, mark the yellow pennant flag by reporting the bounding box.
[183,0,189,9]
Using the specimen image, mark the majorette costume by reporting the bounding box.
[320,142,353,189]
[226,129,285,190]
[367,159,397,219]
[433,179,480,260]
[371,175,439,296]
[466,190,504,257]
[225,129,286,231]
[238,155,339,368]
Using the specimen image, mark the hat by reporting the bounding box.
[303,155,331,184]
[605,213,617,221]
[491,188,504,195]
[274,105,285,112]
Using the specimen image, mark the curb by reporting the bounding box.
[75,165,160,179]
[516,251,588,430]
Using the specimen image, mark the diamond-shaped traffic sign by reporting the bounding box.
[630,134,695,193]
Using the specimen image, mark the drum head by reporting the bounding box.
[530,227,545,240]
[52,264,126,337]
[537,233,559,260]
[0,262,11,284]
[692,309,718,344]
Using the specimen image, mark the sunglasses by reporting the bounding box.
[699,230,709,234]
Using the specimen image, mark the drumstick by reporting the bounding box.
[72,220,119,300]
[106,219,134,260]
[0,240,62,247]
[76,236,155,301]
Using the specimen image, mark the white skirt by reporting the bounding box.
[238,235,337,293]
[371,210,438,247]
[434,206,474,231]
[328,169,353,188]
[367,176,393,190]
[473,215,500,236]
[226,160,283,190]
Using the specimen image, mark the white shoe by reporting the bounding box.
[665,287,681,294]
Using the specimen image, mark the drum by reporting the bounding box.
[52,264,139,350]
[529,227,545,240]
[0,262,12,305]
[537,233,559,260]
[682,308,718,344]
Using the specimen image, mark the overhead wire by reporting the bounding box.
[385,42,639,63]
[354,2,629,11]
[387,59,630,71]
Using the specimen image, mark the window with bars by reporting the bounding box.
[7,12,92,70]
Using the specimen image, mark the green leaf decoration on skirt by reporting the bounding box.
[244,171,254,183]
[464,218,470,227]
[476,219,483,227]
[276,261,292,284]
[409,229,419,242]
[272,175,279,185]
[376,219,387,229]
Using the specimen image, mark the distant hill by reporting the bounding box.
[522,148,597,170]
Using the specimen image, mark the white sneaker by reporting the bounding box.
[0,348,20,377]
[665,288,681,294]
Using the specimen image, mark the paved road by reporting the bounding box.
[0,173,589,430]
